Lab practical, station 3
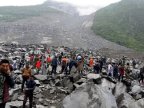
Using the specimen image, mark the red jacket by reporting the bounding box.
[47,57,52,63]
[36,61,41,69]
[119,66,125,76]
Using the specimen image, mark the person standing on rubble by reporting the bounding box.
[61,56,68,74]
[23,75,36,108]
[139,66,144,84]
[0,59,15,108]
[21,64,32,92]
[51,56,58,75]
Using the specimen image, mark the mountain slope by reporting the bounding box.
[0,2,131,51]
[92,0,144,51]
[0,5,61,22]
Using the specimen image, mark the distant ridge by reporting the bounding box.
[92,0,144,52]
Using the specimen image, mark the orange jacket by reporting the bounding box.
[22,68,31,77]
[89,58,94,67]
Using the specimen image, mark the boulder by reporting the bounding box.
[101,78,116,92]
[9,88,21,97]
[69,72,81,83]
[55,79,62,86]
[132,85,141,94]
[6,101,28,108]
[129,98,144,108]
[76,78,87,85]
[18,95,24,101]
[15,75,23,84]
[35,80,41,86]
[34,93,44,99]
[34,87,42,94]
[116,93,135,108]
[87,73,101,79]
[114,82,127,97]
[34,75,47,81]
[63,82,117,108]
[14,70,22,74]
[11,93,19,101]
[36,105,47,108]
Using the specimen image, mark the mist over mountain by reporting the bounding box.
[92,0,144,52]
[43,0,79,15]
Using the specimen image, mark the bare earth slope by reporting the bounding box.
[0,12,130,51]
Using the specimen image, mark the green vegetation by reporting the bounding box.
[0,5,60,22]
[92,0,144,51]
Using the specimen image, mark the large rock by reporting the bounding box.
[117,93,144,108]
[87,73,102,84]
[87,73,101,79]
[114,82,127,97]
[36,105,47,108]
[18,95,24,101]
[121,79,131,92]
[61,77,74,93]
[6,101,28,108]
[14,70,22,74]
[129,98,144,108]
[34,93,44,99]
[63,82,117,108]
[69,72,81,83]
[101,78,116,92]
[35,80,41,86]
[15,75,23,84]
[34,87,42,94]
[34,75,47,81]
[131,85,142,100]
[116,93,135,108]
[9,87,21,97]
[132,85,141,94]
[76,78,87,85]
[11,93,19,101]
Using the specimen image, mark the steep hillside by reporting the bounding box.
[0,5,61,22]
[92,0,144,51]
[0,2,131,51]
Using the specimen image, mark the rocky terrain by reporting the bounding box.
[6,69,144,108]
[0,43,143,108]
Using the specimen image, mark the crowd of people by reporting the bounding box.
[0,44,144,108]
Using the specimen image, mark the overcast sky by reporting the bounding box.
[0,0,121,6]
[0,0,121,15]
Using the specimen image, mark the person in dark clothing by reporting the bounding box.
[94,61,100,74]
[19,60,25,69]
[101,56,106,66]
[69,57,77,74]
[58,55,62,65]
[113,63,119,79]
[99,59,103,73]
[0,59,15,108]
[23,76,36,108]
[51,56,58,74]
[139,66,144,84]
[132,59,136,69]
